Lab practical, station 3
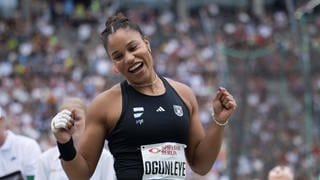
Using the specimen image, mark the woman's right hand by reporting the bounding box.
[51,109,75,143]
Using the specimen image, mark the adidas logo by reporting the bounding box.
[156,106,165,112]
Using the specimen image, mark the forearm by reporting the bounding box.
[61,153,91,180]
[190,122,225,175]
[58,138,92,180]
[187,86,236,175]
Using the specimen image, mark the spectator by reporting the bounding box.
[0,106,42,179]
[268,165,294,180]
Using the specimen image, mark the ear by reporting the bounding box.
[143,37,151,52]
[112,64,119,74]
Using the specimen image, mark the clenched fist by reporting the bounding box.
[51,109,75,143]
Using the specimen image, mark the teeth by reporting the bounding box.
[129,63,142,71]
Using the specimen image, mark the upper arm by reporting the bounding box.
[79,106,106,176]
[167,79,205,165]
[78,86,121,176]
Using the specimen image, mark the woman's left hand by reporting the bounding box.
[212,87,237,123]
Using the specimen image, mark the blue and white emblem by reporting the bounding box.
[133,107,144,125]
[173,105,183,117]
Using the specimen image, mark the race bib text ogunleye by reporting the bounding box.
[141,142,187,180]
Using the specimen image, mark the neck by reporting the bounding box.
[128,73,159,88]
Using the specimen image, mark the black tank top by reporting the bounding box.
[108,76,190,180]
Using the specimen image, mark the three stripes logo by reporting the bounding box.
[133,107,144,125]
[156,106,165,112]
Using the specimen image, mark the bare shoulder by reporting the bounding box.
[91,83,122,108]
[87,83,122,133]
[164,77,195,97]
[164,77,196,109]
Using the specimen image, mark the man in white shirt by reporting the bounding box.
[0,107,42,180]
[35,97,116,180]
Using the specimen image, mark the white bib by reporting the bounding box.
[141,142,187,180]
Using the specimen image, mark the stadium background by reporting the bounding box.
[0,0,319,179]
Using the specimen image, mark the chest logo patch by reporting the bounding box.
[133,107,144,125]
[173,105,183,117]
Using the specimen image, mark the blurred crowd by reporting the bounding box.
[0,0,319,179]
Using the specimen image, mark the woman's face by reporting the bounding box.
[106,28,154,84]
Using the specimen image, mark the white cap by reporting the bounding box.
[268,165,294,180]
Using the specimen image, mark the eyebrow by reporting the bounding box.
[111,50,120,57]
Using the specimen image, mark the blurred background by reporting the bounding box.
[0,0,319,179]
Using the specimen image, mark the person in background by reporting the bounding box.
[35,97,116,180]
[268,165,294,180]
[50,12,237,179]
[0,106,42,180]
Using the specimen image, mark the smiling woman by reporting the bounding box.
[101,14,157,88]
[50,12,237,180]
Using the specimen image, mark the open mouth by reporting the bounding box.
[128,62,144,73]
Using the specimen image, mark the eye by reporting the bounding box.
[128,45,138,52]
[113,54,124,61]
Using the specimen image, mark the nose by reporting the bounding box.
[124,51,135,64]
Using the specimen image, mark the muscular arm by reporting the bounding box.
[170,80,236,175]
[61,95,107,179]
[186,91,225,175]
[61,87,120,179]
